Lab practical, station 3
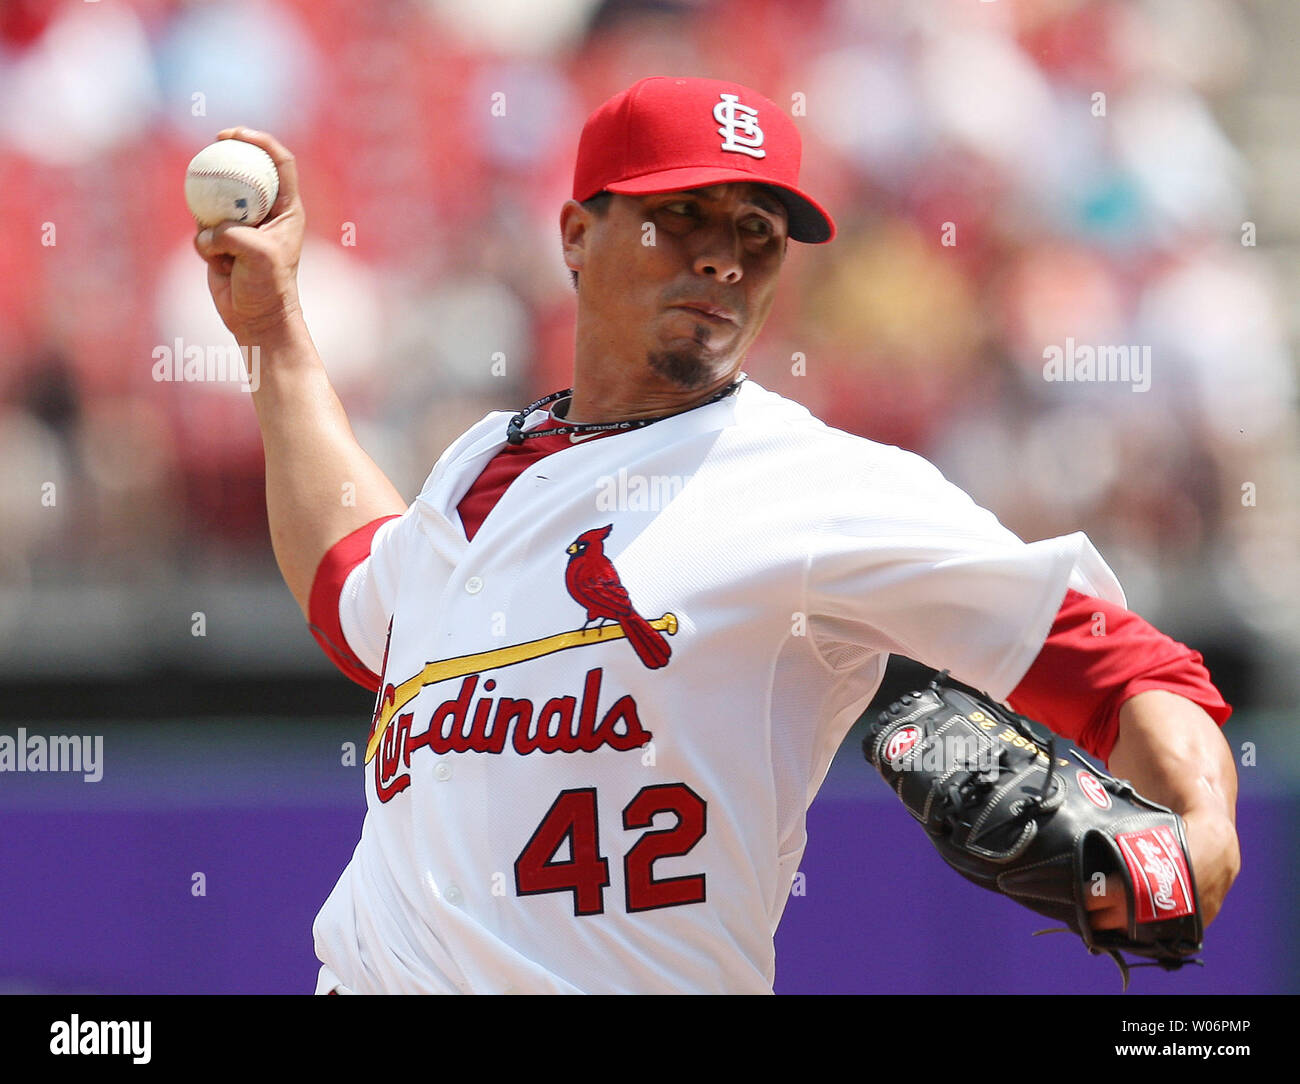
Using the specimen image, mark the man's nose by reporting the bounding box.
[692,222,743,283]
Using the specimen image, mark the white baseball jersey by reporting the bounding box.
[310,379,1124,994]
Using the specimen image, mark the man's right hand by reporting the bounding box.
[192,128,305,343]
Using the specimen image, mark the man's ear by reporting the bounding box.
[560,199,590,277]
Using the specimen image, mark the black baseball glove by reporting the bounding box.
[863,671,1203,988]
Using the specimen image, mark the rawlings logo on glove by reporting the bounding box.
[863,672,1204,989]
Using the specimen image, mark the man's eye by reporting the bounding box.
[662,202,694,216]
[743,219,773,236]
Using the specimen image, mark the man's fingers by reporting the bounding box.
[207,256,233,294]
[216,126,301,220]
[1084,880,1128,930]
[1087,900,1128,930]
[194,220,275,264]
[192,231,234,278]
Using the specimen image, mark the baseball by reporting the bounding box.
[185,139,280,228]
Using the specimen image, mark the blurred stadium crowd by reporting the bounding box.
[0,0,1296,708]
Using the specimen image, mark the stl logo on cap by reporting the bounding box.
[715,93,765,159]
[572,76,837,243]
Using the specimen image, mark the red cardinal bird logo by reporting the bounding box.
[565,525,671,669]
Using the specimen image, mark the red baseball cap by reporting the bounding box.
[573,76,836,244]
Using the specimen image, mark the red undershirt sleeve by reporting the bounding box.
[307,515,403,691]
[1007,588,1231,765]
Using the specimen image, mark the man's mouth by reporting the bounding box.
[671,302,738,325]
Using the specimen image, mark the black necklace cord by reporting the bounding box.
[505,374,747,446]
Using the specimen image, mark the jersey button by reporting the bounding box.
[465,576,484,594]
[445,883,463,906]
[434,762,452,781]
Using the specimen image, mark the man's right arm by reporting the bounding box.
[192,128,406,617]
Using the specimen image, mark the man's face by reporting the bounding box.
[563,182,789,390]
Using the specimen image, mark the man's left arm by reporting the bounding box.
[1107,690,1240,927]
[1005,587,1240,932]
